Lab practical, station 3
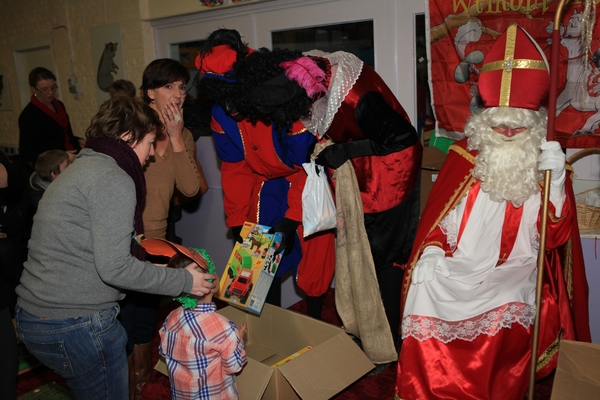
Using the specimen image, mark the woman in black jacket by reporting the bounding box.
[18,67,82,166]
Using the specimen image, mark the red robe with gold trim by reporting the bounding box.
[395,139,590,400]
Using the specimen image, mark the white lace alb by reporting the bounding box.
[402,302,535,344]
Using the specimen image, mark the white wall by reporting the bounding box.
[151,0,426,307]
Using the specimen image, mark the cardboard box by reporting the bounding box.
[156,304,374,400]
[550,340,600,400]
[216,222,283,315]
[420,146,447,215]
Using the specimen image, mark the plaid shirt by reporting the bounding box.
[159,302,247,400]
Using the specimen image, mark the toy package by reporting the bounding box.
[216,221,283,314]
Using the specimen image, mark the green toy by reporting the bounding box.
[173,248,216,309]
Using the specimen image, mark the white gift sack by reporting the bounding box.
[301,160,337,237]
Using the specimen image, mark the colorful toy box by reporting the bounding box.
[216,221,283,314]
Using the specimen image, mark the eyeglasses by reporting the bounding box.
[35,85,58,94]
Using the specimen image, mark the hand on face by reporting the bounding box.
[148,80,186,139]
[161,98,184,138]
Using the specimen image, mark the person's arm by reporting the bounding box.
[315,92,418,169]
[211,108,255,228]
[221,319,248,375]
[284,122,316,222]
[89,169,196,296]
[172,129,205,197]
[540,169,576,250]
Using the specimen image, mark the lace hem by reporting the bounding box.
[301,50,363,138]
[402,302,535,343]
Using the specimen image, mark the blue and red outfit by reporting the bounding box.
[210,108,335,297]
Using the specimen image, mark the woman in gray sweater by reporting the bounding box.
[15,96,216,400]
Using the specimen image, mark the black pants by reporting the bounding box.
[118,291,161,356]
[363,184,420,347]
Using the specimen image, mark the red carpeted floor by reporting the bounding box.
[16,288,555,399]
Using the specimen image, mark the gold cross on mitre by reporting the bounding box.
[480,24,548,107]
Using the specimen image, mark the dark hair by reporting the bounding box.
[141,59,190,104]
[109,79,137,99]
[196,29,250,105]
[85,96,163,145]
[233,48,313,129]
[35,149,69,182]
[29,67,56,87]
[166,253,195,270]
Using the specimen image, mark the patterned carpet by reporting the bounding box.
[16,288,555,399]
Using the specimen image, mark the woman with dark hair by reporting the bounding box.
[15,96,216,400]
[120,58,208,399]
[18,67,82,166]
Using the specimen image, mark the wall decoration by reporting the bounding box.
[0,66,13,111]
[90,23,126,107]
[427,0,600,149]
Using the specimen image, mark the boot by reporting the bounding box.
[306,294,325,320]
[128,353,135,400]
[133,342,152,400]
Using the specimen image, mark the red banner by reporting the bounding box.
[429,0,600,148]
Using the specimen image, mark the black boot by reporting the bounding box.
[305,293,326,320]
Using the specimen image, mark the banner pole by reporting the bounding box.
[527,1,568,399]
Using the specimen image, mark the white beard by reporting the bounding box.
[464,107,547,207]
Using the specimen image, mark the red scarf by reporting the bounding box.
[30,94,75,150]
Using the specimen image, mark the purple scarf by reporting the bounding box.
[85,137,146,261]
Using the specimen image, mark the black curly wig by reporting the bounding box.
[195,29,250,105]
[233,48,316,129]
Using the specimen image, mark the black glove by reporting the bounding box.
[231,225,243,244]
[268,218,300,256]
[314,140,375,169]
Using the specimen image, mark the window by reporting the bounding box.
[272,21,374,68]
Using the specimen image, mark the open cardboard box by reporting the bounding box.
[550,340,600,399]
[156,303,374,399]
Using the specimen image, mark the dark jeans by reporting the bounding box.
[15,305,128,400]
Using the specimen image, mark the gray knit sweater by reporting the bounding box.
[17,149,193,319]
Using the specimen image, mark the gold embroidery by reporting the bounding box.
[256,181,264,222]
[537,332,561,371]
[287,126,308,136]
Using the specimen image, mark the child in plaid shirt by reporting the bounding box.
[159,252,248,400]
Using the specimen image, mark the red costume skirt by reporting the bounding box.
[396,324,533,400]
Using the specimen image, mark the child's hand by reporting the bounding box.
[238,322,248,341]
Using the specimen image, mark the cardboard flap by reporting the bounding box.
[277,332,374,400]
[550,340,600,400]
[245,343,277,363]
[236,358,273,400]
